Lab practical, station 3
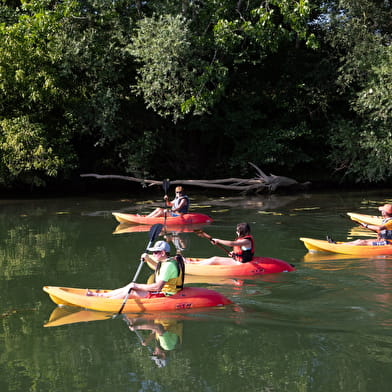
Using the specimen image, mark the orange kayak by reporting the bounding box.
[300,237,392,255]
[43,286,232,312]
[145,256,295,277]
[112,212,213,225]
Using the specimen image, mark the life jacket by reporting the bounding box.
[154,255,185,295]
[232,235,255,263]
[379,217,392,239]
[172,195,189,214]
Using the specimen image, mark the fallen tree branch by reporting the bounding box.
[80,162,310,193]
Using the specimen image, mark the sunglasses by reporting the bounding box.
[153,250,162,254]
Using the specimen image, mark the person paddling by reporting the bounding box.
[199,222,255,265]
[147,186,189,218]
[328,204,392,246]
[87,241,185,298]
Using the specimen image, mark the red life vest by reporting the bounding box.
[232,235,255,263]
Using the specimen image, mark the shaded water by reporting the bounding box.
[1,190,392,391]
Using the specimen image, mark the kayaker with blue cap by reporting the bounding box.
[87,240,185,298]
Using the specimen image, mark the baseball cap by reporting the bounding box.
[378,204,392,215]
[148,240,170,253]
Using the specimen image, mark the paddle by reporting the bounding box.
[193,229,231,255]
[162,179,170,229]
[117,223,163,314]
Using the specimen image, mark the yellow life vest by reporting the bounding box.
[154,256,185,296]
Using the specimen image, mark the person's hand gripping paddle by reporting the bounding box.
[117,223,163,314]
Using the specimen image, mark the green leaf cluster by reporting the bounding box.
[0,0,391,188]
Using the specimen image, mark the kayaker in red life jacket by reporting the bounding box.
[86,241,185,298]
[327,203,392,246]
[147,186,190,218]
[198,222,255,265]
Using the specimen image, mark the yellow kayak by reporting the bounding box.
[347,212,382,226]
[43,286,232,312]
[300,237,392,255]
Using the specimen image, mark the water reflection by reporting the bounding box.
[113,223,207,235]
[347,226,377,239]
[112,223,207,252]
[44,307,112,327]
[44,307,183,368]
[123,315,182,368]
[3,192,392,391]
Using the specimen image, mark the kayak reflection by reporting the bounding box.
[43,306,112,327]
[44,307,183,368]
[113,223,201,252]
[113,222,208,235]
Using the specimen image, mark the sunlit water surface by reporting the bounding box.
[1,190,392,391]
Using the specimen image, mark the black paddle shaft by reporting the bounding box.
[162,179,170,195]
[162,179,170,229]
[193,229,231,255]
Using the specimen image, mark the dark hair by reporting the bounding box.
[236,222,251,237]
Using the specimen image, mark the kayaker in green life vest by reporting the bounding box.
[147,186,190,218]
[199,222,255,265]
[86,241,185,299]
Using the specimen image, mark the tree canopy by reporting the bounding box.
[0,0,391,190]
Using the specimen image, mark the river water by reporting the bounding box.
[1,189,392,391]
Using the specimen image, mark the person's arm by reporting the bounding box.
[172,198,186,213]
[129,279,166,293]
[212,237,251,248]
[362,222,386,232]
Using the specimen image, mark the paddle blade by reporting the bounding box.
[162,179,170,195]
[149,223,163,244]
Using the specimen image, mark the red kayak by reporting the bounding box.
[145,256,295,277]
[112,212,213,225]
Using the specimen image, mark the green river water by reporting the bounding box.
[1,189,392,392]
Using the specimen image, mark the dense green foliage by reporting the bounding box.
[0,0,391,189]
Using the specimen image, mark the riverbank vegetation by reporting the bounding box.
[0,0,391,191]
